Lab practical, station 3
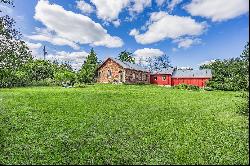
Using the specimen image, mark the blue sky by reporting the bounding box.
[1,0,249,69]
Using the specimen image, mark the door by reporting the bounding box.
[119,71,124,83]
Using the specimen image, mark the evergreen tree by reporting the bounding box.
[78,48,98,83]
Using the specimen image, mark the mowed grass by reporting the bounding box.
[0,84,248,165]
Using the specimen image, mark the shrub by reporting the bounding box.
[237,92,249,116]
[30,78,59,87]
[173,84,200,91]
[73,83,86,88]
[187,85,200,91]
[0,69,30,88]
[204,87,214,91]
[54,71,76,86]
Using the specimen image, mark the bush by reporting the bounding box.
[173,84,200,91]
[54,71,76,86]
[204,87,214,91]
[0,69,30,88]
[187,85,200,91]
[30,78,59,87]
[73,83,87,88]
[237,92,249,116]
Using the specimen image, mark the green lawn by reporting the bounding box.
[0,84,248,165]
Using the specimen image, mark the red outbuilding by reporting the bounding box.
[150,68,174,86]
[150,68,212,87]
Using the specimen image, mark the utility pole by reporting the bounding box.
[43,45,47,60]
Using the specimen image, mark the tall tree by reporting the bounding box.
[240,42,249,89]
[0,0,32,87]
[144,54,171,72]
[153,54,171,70]
[0,0,32,70]
[78,48,98,83]
[118,50,135,63]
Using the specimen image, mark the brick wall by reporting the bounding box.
[97,58,150,84]
[124,69,150,84]
[97,59,124,83]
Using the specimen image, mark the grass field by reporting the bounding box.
[0,84,249,165]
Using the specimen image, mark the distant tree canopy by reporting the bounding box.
[200,42,249,91]
[0,0,78,87]
[144,54,171,72]
[118,50,135,63]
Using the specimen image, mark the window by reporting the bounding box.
[107,70,112,78]
[154,76,157,80]
[145,74,148,81]
[139,72,142,80]
[162,75,166,80]
[98,71,101,77]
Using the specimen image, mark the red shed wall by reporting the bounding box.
[150,74,172,85]
[171,78,210,87]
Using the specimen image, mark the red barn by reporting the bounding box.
[150,68,212,87]
[150,68,174,86]
[171,69,212,87]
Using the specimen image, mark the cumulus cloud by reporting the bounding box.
[112,19,121,27]
[91,0,151,24]
[184,0,249,22]
[155,0,165,6]
[27,28,80,50]
[91,0,130,22]
[167,0,182,12]
[25,41,42,57]
[47,50,89,70]
[199,59,216,66]
[130,11,206,44]
[173,37,201,48]
[129,0,151,14]
[29,0,123,48]
[76,0,94,14]
[133,48,164,64]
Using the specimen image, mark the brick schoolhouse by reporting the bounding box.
[96,57,150,84]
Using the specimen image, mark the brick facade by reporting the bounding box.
[97,58,150,84]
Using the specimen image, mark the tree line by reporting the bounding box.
[200,42,249,91]
[1,0,249,91]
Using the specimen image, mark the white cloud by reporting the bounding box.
[112,19,121,27]
[178,66,193,70]
[133,48,164,64]
[173,37,201,48]
[167,0,182,12]
[25,41,42,57]
[155,0,165,6]
[30,0,123,48]
[91,0,130,22]
[47,50,89,70]
[129,0,151,14]
[184,0,249,22]
[76,0,94,14]
[129,28,139,36]
[27,28,80,50]
[130,11,206,44]
[91,0,151,24]
[199,59,216,66]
